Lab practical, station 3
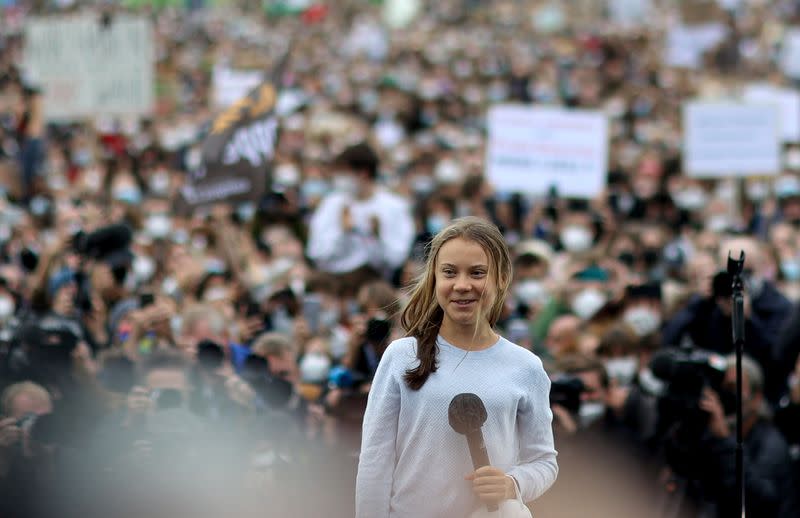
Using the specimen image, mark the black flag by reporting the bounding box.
[177,67,283,211]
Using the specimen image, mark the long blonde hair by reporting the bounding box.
[401,217,512,390]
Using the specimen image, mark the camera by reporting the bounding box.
[71,224,132,260]
[650,346,729,474]
[549,375,586,414]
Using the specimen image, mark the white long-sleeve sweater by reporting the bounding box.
[356,335,558,518]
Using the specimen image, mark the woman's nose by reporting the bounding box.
[454,275,471,291]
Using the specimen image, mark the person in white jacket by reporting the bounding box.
[306,143,415,291]
[356,216,558,518]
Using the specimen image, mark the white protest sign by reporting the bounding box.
[781,28,800,80]
[487,105,608,199]
[742,84,800,142]
[683,102,781,178]
[212,66,264,109]
[608,0,654,28]
[664,23,727,69]
[23,14,154,120]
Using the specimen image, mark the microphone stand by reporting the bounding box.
[727,251,746,518]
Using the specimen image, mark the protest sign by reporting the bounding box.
[683,102,781,178]
[742,84,800,142]
[212,66,264,109]
[780,28,800,80]
[663,23,727,69]
[486,105,608,199]
[608,0,654,28]
[178,81,279,211]
[23,14,154,120]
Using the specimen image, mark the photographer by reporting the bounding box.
[661,354,796,518]
[550,354,656,451]
[0,381,53,518]
[662,238,792,404]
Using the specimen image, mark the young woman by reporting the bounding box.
[356,217,558,518]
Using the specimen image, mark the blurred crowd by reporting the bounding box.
[2,1,800,517]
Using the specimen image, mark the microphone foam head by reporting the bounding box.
[448,393,488,435]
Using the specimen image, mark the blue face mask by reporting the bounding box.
[301,179,329,199]
[781,260,800,282]
[426,214,448,235]
[113,186,142,205]
[73,148,92,167]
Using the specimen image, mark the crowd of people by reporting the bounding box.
[2,0,800,517]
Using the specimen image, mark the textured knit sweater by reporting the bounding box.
[356,335,558,518]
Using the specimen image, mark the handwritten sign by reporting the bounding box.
[683,102,781,177]
[23,14,154,120]
[487,105,608,199]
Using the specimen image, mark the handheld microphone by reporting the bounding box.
[449,393,497,512]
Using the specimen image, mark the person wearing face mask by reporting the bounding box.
[558,222,595,255]
[513,240,553,316]
[668,355,797,518]
[306,143,415,294]
[529,264,612,350]
[554,353,657,449]
[621,283,664,339]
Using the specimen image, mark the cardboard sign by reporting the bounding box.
[487,105,608,199]
[23,14,154,120]
[683,102,781,178]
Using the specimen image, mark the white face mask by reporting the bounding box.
[162,276,179,296]
[274,164,300,187]
[333,175,358,196]
[434,159,464,184]
[623,307,662,337]
[578,401,606,428]
[571,288,607,320]
[410,175,436,196]
[706,215,730,233]
[560,226,593,253]
[299,352,332,384]
[785,149,800,170]
[149,170,171,195]
[604,356,639,385]
[672,188,707,211]
[0,296,15,320]
[145,214,172,239]
[204,286,229,303]
[133,255,156,283]
[746,182,769,202]
[516,280,549,306]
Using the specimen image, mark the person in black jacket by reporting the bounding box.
[665,354,796,518]
[662,253,792,404]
